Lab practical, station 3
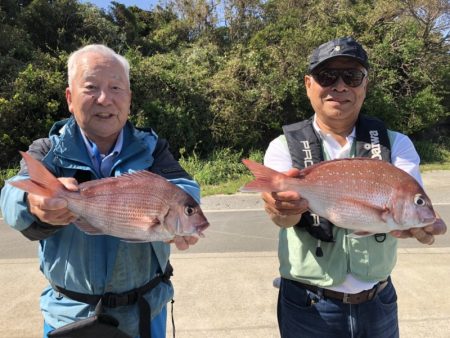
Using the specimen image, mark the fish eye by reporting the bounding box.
[414,194,426,206]
[184,205,196,216]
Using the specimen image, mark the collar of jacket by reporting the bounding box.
[47,117,158,176]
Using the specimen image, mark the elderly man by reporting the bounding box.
[1,44,200,338]
[262,37,447,338]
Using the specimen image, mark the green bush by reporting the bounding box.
[179,148,263,186]
[414,138,450,164]
[0,168,19,192]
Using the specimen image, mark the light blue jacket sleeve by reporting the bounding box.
[1,175,38,231]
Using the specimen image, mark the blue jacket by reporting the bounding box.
[0,117,201,337]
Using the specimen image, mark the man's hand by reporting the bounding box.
[168,236,199,250]
[390,216,447,245]
[27,177,79,226]
[262,168,309,228]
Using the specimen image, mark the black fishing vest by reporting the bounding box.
[282,115,391,252]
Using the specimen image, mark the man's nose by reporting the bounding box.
[96,89,113,104]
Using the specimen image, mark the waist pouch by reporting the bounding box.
[47,312,131,338]
[48,262,173,338]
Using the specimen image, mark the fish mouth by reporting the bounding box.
[172,220,210,238]
[421,216,437,226]
[195,221,210,238]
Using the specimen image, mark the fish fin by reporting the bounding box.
[346,231,377,238]
[145,217,163,228]
[381,208,393,223]
[8,151,64,197]
[241,159,293,192]
[8,179,54,198]
[73,218,103,235]
[340,196,391,224]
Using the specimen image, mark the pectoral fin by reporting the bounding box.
[74,218,103,235]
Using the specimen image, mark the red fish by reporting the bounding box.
[242,158,436,235]
[9,151,209,242]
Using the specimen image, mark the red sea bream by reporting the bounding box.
[242,158,436,235]
[9,151,209,242]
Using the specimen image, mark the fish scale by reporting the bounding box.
[70,194,171,239]
[242,158,436,234]
[9,151,209,242]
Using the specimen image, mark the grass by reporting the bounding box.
[179,148,264,197]
[1,140,449,196]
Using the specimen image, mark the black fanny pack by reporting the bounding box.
[48,262,173,338]
[48,304,131,338]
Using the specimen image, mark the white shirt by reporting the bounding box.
[264,115,422,293]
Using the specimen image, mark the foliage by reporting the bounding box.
[414,136,450,164]
[179,147,263,185]
[128,43,218,155]
[0,167,19,192]
[0,0,448,170]
[179,148,263,195]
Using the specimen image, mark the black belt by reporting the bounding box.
[291,278,389,304]
[53,262,173,338]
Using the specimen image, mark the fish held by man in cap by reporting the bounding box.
[9,151,209,242]
[241,158,436,236]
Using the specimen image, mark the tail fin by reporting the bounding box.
[241,159,290,192]
[8,151,64,198]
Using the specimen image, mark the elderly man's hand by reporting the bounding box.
[27,177,79,226]
[390,216,447,245]
[262,168,309,228]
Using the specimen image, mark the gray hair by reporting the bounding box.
[67,44,130,89]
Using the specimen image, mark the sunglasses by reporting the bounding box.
[312,68,367,87]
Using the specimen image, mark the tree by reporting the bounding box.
[18,0,84,53]
[223,0,264,43]
[0,52,67,165]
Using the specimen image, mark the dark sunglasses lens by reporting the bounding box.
[315,70,338,87]
[342,70,365,87]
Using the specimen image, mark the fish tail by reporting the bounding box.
[8,151,64,198]
[241,159,289,192]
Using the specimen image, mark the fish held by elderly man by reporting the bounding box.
[241,158,436,235]
[9,151,209,242]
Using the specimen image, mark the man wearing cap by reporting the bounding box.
[262,37,446,337]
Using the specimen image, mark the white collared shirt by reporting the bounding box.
[312,115,355,160]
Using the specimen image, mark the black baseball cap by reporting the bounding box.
[308,37,369,73]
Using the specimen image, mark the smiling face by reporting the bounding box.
[305,57,368,134]
[66,52,131,153]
